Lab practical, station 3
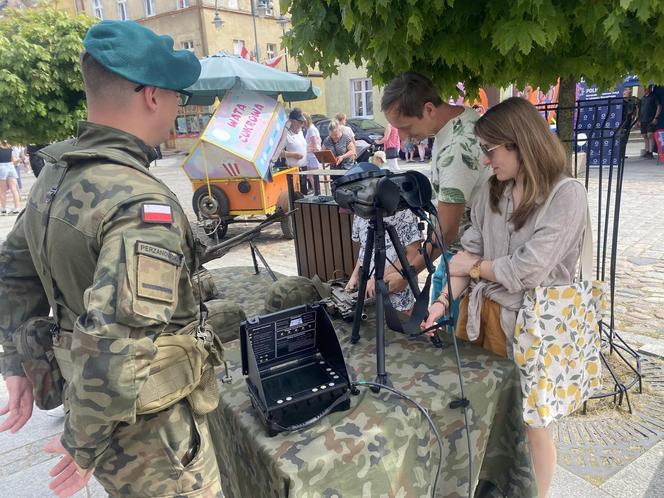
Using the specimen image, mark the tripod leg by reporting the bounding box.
[249,240,260,275]
[249,240,277,282]
[352,229,374,344]
[385,224,419,297]
[372,215,391,391]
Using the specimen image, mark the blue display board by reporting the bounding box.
[575,76,636,167]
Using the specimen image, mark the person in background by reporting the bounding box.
[11,145,24,193]
[303,112,321,170]
[422,97,589,498]
[322,119,355,169]
[370,150,386,168]
[638,84,661,158]
[27,144,47,178]
[417,137,429,162]
[404,137,416,162]
[335,112,355,142]
[0,141,21,215]
[375,122,401,171]
[282,108,308,170]
[345,162,424,314]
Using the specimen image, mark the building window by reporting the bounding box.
[233,39,245,56]
[226,0,238,8]
[176,0,189,9]
[351,78,374,118]
[93,0,103,18]
[266,43,276,60]
[117,0,128,20]
[182,40,195,52]
[145,0,155,16]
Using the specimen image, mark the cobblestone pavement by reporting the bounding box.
[1,148,663,497]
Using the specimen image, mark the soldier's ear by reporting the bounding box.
[141,86,160,111]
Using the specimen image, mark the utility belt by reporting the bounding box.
[14,315,226,416]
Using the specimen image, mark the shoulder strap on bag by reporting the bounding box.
[534,177,593,282]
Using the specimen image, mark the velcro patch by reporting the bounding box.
[141,203,173,224]
[135,242,183,266]
[134,242,183,303]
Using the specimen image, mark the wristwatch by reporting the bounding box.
[469,259,483,280]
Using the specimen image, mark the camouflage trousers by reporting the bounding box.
[93,400,223,497]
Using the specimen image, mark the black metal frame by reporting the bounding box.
[537,97,642,412]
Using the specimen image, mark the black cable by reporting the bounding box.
[425,214,473,498]
[353,381,443,498]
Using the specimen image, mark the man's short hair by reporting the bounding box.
[335,112,346,122]
[80,51,135,103]
[381,72,444,118]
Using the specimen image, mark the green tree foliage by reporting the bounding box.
[281,0,664,107]
[0,7,95,144]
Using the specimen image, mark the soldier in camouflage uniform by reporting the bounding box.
[0,21,222,497]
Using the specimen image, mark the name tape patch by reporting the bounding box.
[141,203,173,224]
[135,241,183,266]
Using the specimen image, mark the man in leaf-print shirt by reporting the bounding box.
[381,72,490,295]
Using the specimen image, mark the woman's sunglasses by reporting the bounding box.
[480,143,504,158]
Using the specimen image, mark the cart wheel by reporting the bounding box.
[279,192,303,240]
[192,185,230,239]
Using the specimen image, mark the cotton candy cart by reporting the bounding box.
[182,89,301,239]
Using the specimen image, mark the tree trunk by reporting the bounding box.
[556,75,577,158]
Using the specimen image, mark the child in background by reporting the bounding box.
[344,162,423,314]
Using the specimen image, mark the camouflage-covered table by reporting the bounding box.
[208,267,535,498]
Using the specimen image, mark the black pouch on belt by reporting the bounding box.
[13,317,64,410]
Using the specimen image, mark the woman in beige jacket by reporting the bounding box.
[423,97,589,498]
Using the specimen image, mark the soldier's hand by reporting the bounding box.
[44,436,94,498]
[0,376,34,433]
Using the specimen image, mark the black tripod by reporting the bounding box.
[351,208,421,390]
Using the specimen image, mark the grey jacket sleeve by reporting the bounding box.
[492,181,588,293]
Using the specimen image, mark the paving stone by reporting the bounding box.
[600,441,664,498]
[627,257,660,266]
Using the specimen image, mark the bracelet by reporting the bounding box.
[436,292,449,305]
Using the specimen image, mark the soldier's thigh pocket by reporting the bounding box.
[96,401,220,497]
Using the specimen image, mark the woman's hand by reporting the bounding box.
[421,298,449,334]
[449,251,480,277]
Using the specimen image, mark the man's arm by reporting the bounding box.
[0,212,50,377]
[0,212,50,432]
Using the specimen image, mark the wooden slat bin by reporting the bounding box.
[293,196,359,281]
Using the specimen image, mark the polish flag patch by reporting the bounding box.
[141,203,173,224]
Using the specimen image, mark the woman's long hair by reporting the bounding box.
[474,97,570,230]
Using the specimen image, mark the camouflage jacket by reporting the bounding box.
[0,121,200,469]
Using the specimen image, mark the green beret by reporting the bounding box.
[83,20,201,91]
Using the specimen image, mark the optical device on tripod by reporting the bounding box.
[332,167,436,390]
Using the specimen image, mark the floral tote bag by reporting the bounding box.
[513,178,606,428]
